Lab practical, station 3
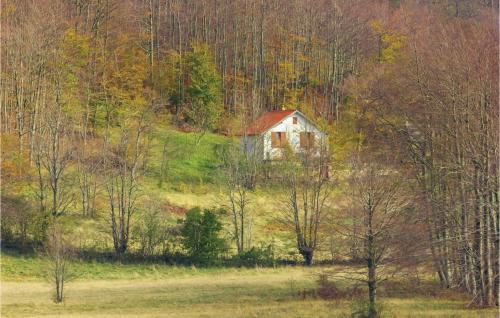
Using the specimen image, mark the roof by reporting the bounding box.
[244,110,296,136]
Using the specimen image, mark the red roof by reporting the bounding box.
[244,110,296,136]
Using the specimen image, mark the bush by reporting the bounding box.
[1,195,39,249]
[229,245,275,267]
[180,207,227,265]
[133,201,169,257]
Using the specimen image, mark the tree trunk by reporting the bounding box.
[367,257,377,318]
[300,247,313,266]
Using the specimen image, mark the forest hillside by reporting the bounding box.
[1,0,498,317]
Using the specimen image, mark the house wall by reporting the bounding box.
[262,112,325,160]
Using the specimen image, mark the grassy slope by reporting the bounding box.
[139,125,298,257]
[147,125,232,186]
[22,125,296,256]
[1,254,497,318]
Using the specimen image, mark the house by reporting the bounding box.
[241,109,326,161]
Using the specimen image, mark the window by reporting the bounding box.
[292,117,298,124]
[300,132,315,149]
[271,131,286,148]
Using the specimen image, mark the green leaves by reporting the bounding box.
[184,43,223,139]
[180,207,227,265]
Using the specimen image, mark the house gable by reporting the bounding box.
[244,110,295,136]
[263,110,322,136]
[241,109,326,161]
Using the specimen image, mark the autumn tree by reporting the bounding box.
[102,36,151,257]
[46,221,73,303]
[104,110,151,257]
[280,135,333,265]
[184,43,223,143]
[218,143,259,253]
[347,158,412,317]
[346,3,499,306]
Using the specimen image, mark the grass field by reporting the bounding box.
[148,126,233,186]
[1,253,497,318]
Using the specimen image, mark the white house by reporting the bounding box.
[241,109,326,161]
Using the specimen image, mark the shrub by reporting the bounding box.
[180,207,227,265]
[229,245,275,267]
[1,195,38,249]
[133,201,169,257]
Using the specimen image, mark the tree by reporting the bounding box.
[133,198,169,257]
[184,43,223,144]
[347,159,412,317]
[218,143,259,253]
[180,207,227,265]
[1,195,33,249]
[105,110,151,257]
[346,5,498,306]
[46,221,73,303]
[280,136,333,266]
[34,96,75,218]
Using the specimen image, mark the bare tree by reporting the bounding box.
[105,110,150,257]
[133,198,169,257]
[76,146,100,218]
[280,136,332,265]
[342,158,413,317]
[46,221,73,303]
[330,155,412,318]
[35,93,76,217]
[218,143,259,253]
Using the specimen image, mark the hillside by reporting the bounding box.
[2,0,498,314]
[46,125,304,260]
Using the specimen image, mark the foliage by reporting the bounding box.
[370,20,406,63]
[229,245,275,267]
[0,195,34,248]
[180,207,227,265]
[184,43,223,142]
[132,200,169,257]
[102,35,150,123]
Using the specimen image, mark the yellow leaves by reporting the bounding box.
[277,61,295,83]
[1,1,17,18]
[370,19,384,35]
[61,29,90,66]
[370,19,406,63]
[1,134,31,187]
[380,33,406,63]
[297,53,310,63]
[105,36,149,115]
[50,28,91,115]
[281,88,303,110]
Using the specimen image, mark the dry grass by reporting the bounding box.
[1,265,497,318]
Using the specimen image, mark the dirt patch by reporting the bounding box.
[161,201,188,216]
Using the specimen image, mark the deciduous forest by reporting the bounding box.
[1,0,498,317]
